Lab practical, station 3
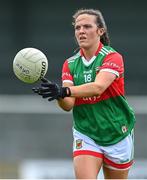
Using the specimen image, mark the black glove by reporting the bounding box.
[32,77,71,101]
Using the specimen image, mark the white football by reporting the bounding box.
[13,48,48,83]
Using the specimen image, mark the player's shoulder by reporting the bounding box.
[101,46,124,66]
[66,51,81,64]
[99,45,122,58]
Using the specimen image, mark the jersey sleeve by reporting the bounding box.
[62,60,73,84]
[99,52,124,77]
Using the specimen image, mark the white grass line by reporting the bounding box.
[0,95,68,114]
[0,95,146,114]
[19,158,147,179]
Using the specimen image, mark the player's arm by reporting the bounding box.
[32,59,75,111]
[69,71,116,98]
[57,82,75,111]
[64,52,123,98]
[32,53,123,109]
[32,71,116,107]
[56,59,75,111]
[57,72,115,111]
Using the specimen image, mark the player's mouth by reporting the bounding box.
[79,36,87,42]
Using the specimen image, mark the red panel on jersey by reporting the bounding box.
[62,60,73,82]
[99,52,124,77]
[75,77,124,106]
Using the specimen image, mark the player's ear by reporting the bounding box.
[97,28,105,36]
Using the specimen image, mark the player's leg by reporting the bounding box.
[73,129,103,179]
[74,155,102,179]
[102,130,134,179]
[103,166,129,179]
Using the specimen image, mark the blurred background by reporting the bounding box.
[0,0,147,178]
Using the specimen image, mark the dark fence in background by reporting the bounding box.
[0,0,147,94]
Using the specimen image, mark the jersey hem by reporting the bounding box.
[74,124,135,146]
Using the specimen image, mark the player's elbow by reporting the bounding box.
[58,98,74,112]
[62,106,72,112]
[94,83,106,96]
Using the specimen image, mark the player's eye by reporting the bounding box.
[75,25,81,30]
[83,24,92,29]
[74,24,93,31]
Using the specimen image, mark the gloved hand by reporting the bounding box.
[32,77,71,101]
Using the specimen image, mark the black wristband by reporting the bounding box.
[66,87,71,97]
[61,87,71,98]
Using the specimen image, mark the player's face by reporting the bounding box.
[74,14,102,49]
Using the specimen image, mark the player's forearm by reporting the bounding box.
[69,82,104,98]
[57,97,75,111]
[57,82,103,110]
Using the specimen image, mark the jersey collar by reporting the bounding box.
[80,42,103,67]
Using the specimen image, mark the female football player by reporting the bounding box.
[33,8,136,179]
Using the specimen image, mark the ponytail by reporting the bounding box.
[100,32,110,46]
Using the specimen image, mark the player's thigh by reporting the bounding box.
[102,131,134,179]
[73,129,103,179]
[74,155,103,179]
[103,165,129,179]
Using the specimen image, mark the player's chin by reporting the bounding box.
[78,42,89,49]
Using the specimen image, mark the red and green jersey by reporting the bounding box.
[62,42,136,146]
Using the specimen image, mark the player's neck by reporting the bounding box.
[81,42,100,61]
